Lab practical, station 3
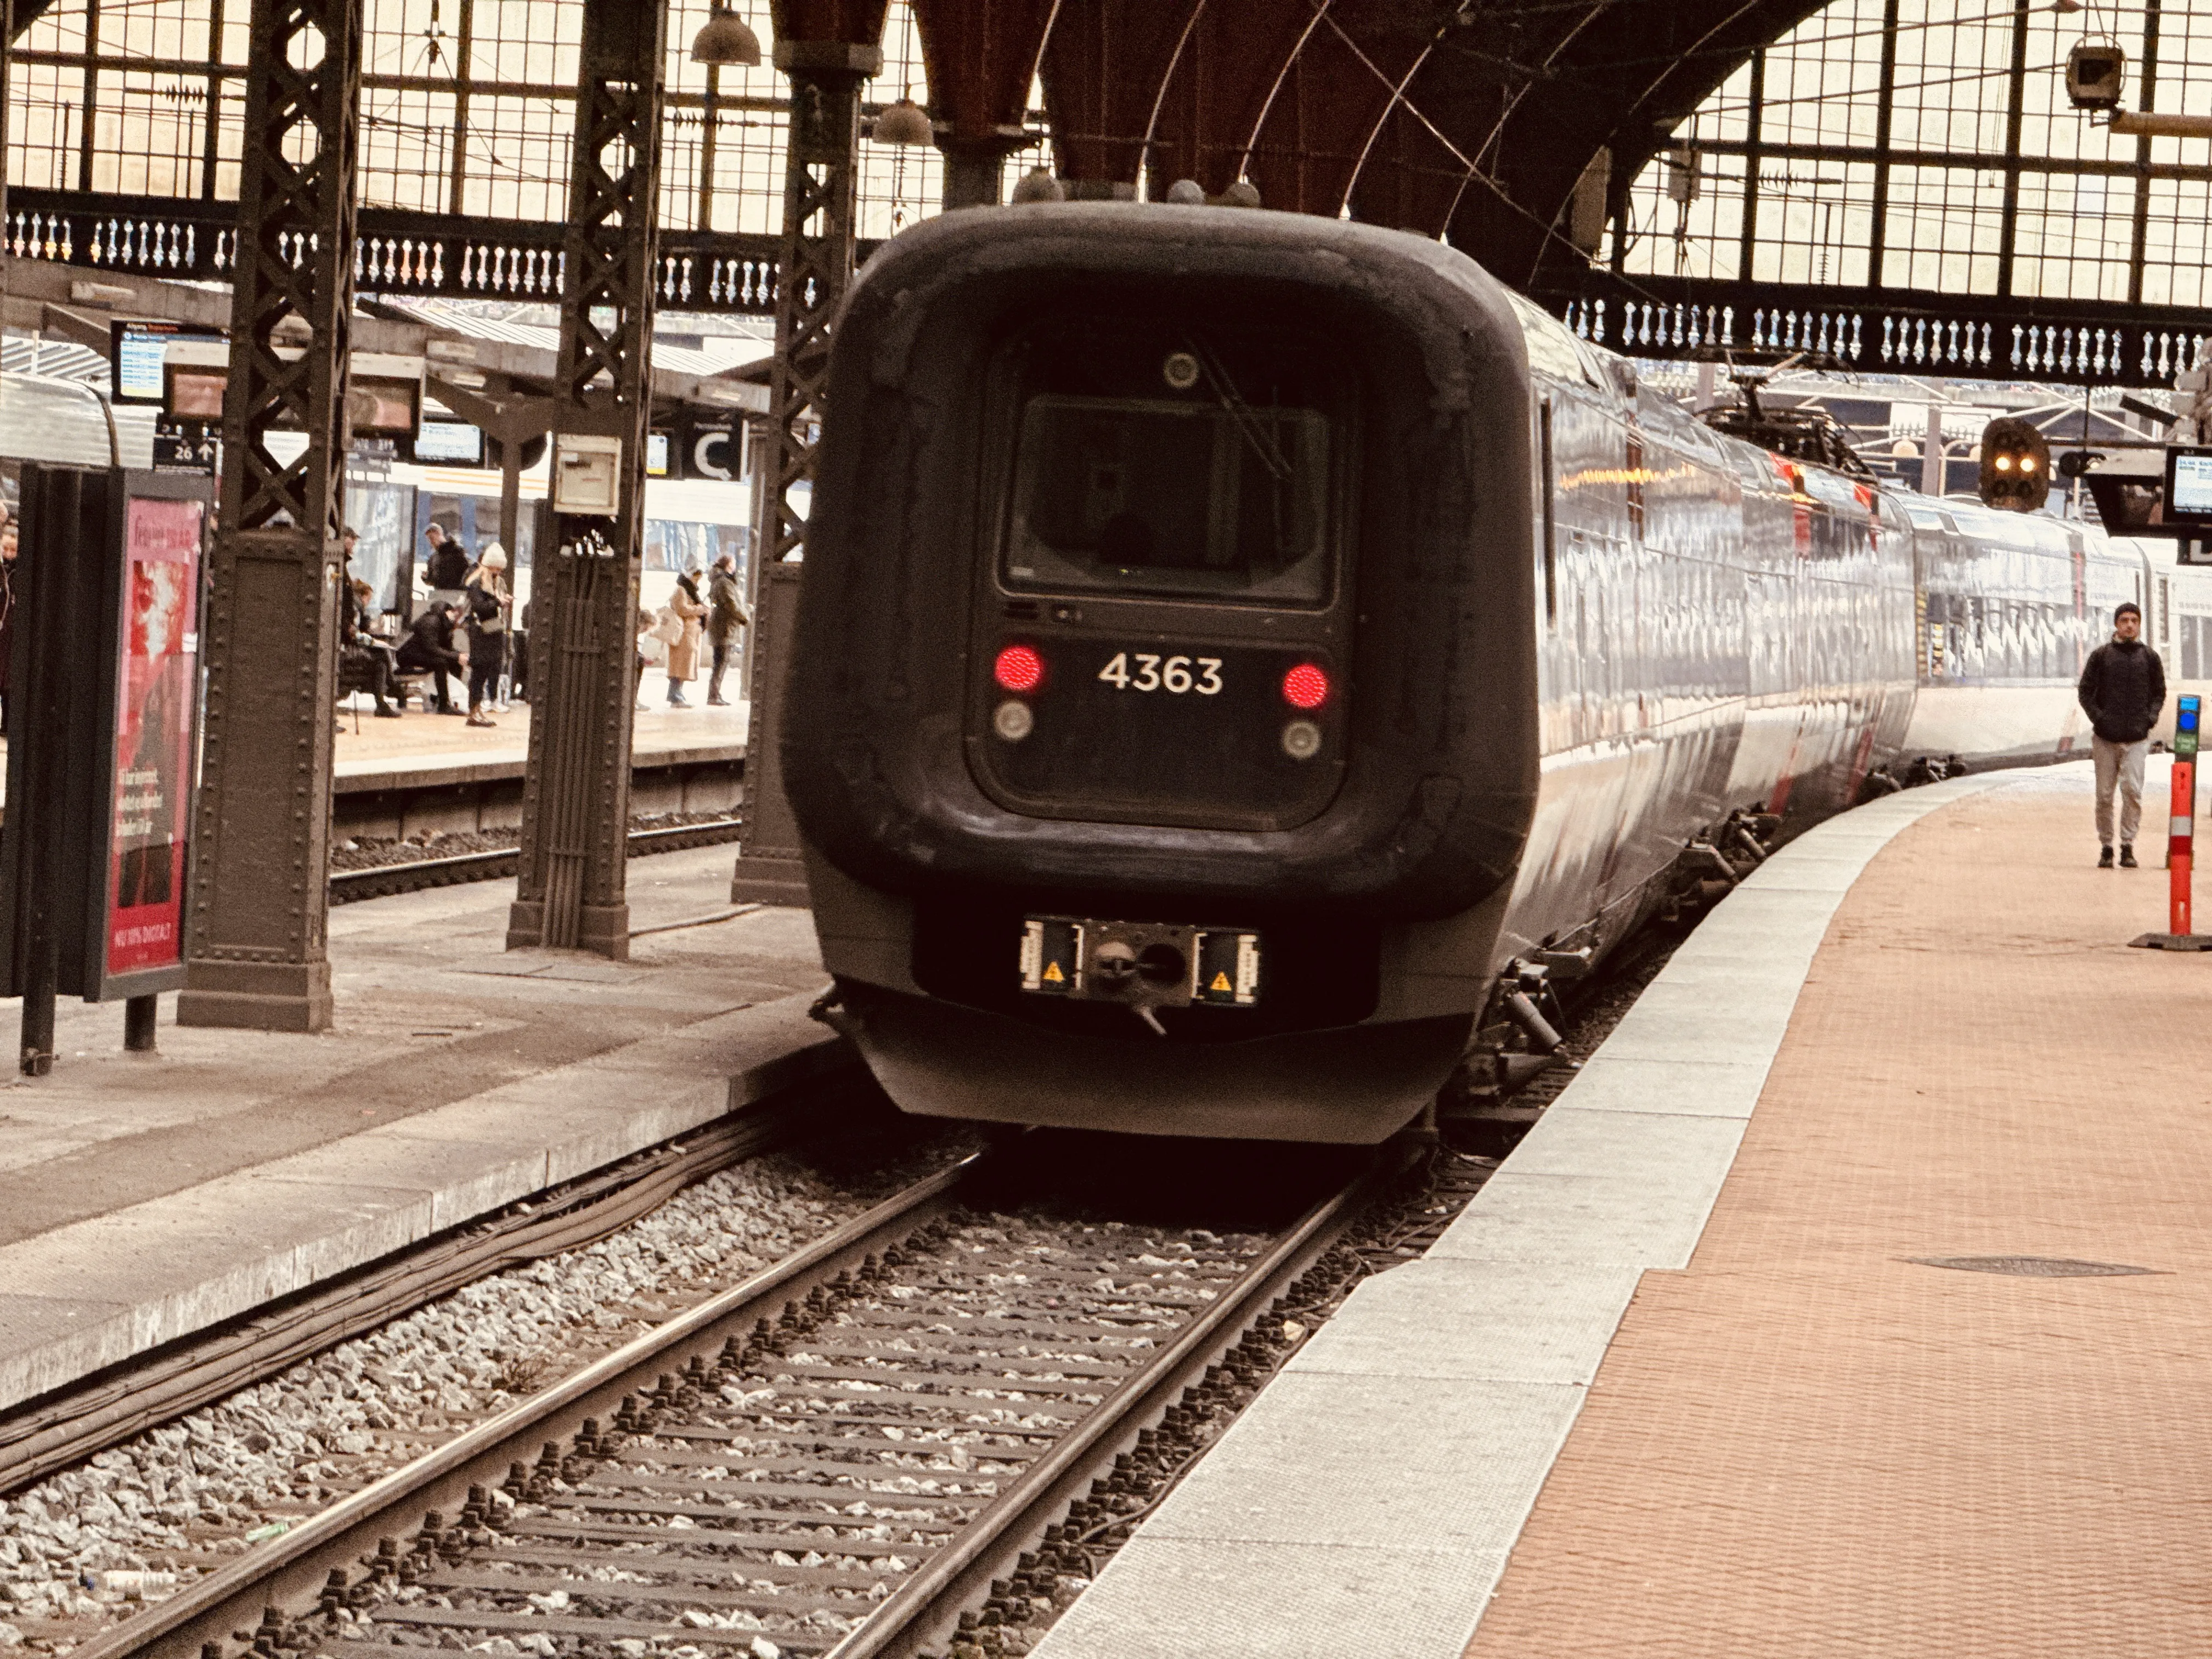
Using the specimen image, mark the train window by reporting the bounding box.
[1540,398,1557,625]
[1005,395,1334,603]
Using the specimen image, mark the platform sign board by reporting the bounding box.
[108,320,224,406]
[91,482,206,996]
[2163,447,2212,522]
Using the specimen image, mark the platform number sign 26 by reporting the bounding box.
[1097,652,1223,695]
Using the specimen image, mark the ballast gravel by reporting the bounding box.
[0,1124,972,1654]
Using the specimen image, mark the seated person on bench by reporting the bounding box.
[340,529,402,718]
[396,598,465,714]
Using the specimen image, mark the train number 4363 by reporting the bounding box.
[1097,652,1223,695]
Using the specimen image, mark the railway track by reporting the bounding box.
[71,1136,1418,1659]
[330,820,742,904]
[37,907,1675,1659]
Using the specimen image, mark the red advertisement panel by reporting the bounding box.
[105,494,203,979]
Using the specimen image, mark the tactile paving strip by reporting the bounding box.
[1465,782,2212,1657]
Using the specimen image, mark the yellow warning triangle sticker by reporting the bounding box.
[1210,972,1233,992]
[1042,962,1064,983]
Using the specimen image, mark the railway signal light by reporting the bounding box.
[1978,417,2051,513]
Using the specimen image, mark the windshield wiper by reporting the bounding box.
[1184,341,1295,483]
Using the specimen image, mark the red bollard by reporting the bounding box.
[2173,751,2195,937]
[2134,694,2212,950]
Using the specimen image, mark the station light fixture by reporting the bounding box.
[1978,416,2052,513]
[2067,39,2126,110]
[873,95,934,145]
[690,4,763,66]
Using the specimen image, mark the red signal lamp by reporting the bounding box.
[994,643,1046,695]
[1281,662,1330,710]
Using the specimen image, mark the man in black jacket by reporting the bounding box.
[2077,600,2167,867]
[397,600,466,714]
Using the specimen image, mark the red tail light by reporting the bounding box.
[994,644,1046,695]
[1281,662,1330,710]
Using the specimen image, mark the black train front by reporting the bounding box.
[779,201,2107,1143]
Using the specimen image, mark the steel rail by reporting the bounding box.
[69,1158,983,1659]
[329,818,740,903]
[71,1142,1409,1659]
[0,1075,861,1499]
[827,1142,1414,1659]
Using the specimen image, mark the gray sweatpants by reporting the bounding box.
[2093,734,2149,847]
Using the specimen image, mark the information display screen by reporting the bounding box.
[413,420,484,464]
[110,321,223,404]
[102,493,204,985]
[2166,447,2212,520]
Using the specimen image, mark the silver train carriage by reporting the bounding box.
[780,204,2198,1144]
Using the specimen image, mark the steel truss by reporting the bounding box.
[1543,271,2212,391]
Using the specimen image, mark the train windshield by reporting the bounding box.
[1007,399,1331,602]
[1000,325,1344,605]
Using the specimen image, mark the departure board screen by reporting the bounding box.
[2168,448,2212,520]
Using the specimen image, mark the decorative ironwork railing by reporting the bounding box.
[3,189,789,316]
[1541,272,2212,391]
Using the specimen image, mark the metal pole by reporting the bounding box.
[506,0,667,958]
[123,993,158,1053]
[1926,401,1944,497]
[18,960,53,1076]
[730,36,880,907]
[176,0,363,1033]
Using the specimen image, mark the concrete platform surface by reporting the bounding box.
[1034,769,2025,1659]
[4,674,746,810]
[332,674,745,783]
[0,843,835,1415]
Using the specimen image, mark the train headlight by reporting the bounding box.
[1282,719,1323,760]
[994,699,1035,742]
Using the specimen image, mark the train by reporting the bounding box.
[806,208,2188,1141]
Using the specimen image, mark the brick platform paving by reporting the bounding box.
[1464,768,2212,1657]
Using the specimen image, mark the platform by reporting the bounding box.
[329,675,747,836]
[2,674,748,823]
[0,842,836,1417]
[1037,758,2212,1659]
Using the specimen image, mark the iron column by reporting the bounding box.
[505,0,668,959]
[730,37,880,906]
[176,0,363,1032]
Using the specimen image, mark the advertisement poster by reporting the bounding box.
[105,493,204,981]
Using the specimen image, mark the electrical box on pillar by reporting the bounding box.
[553,435,624,515]
[1978,417,2051,512]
